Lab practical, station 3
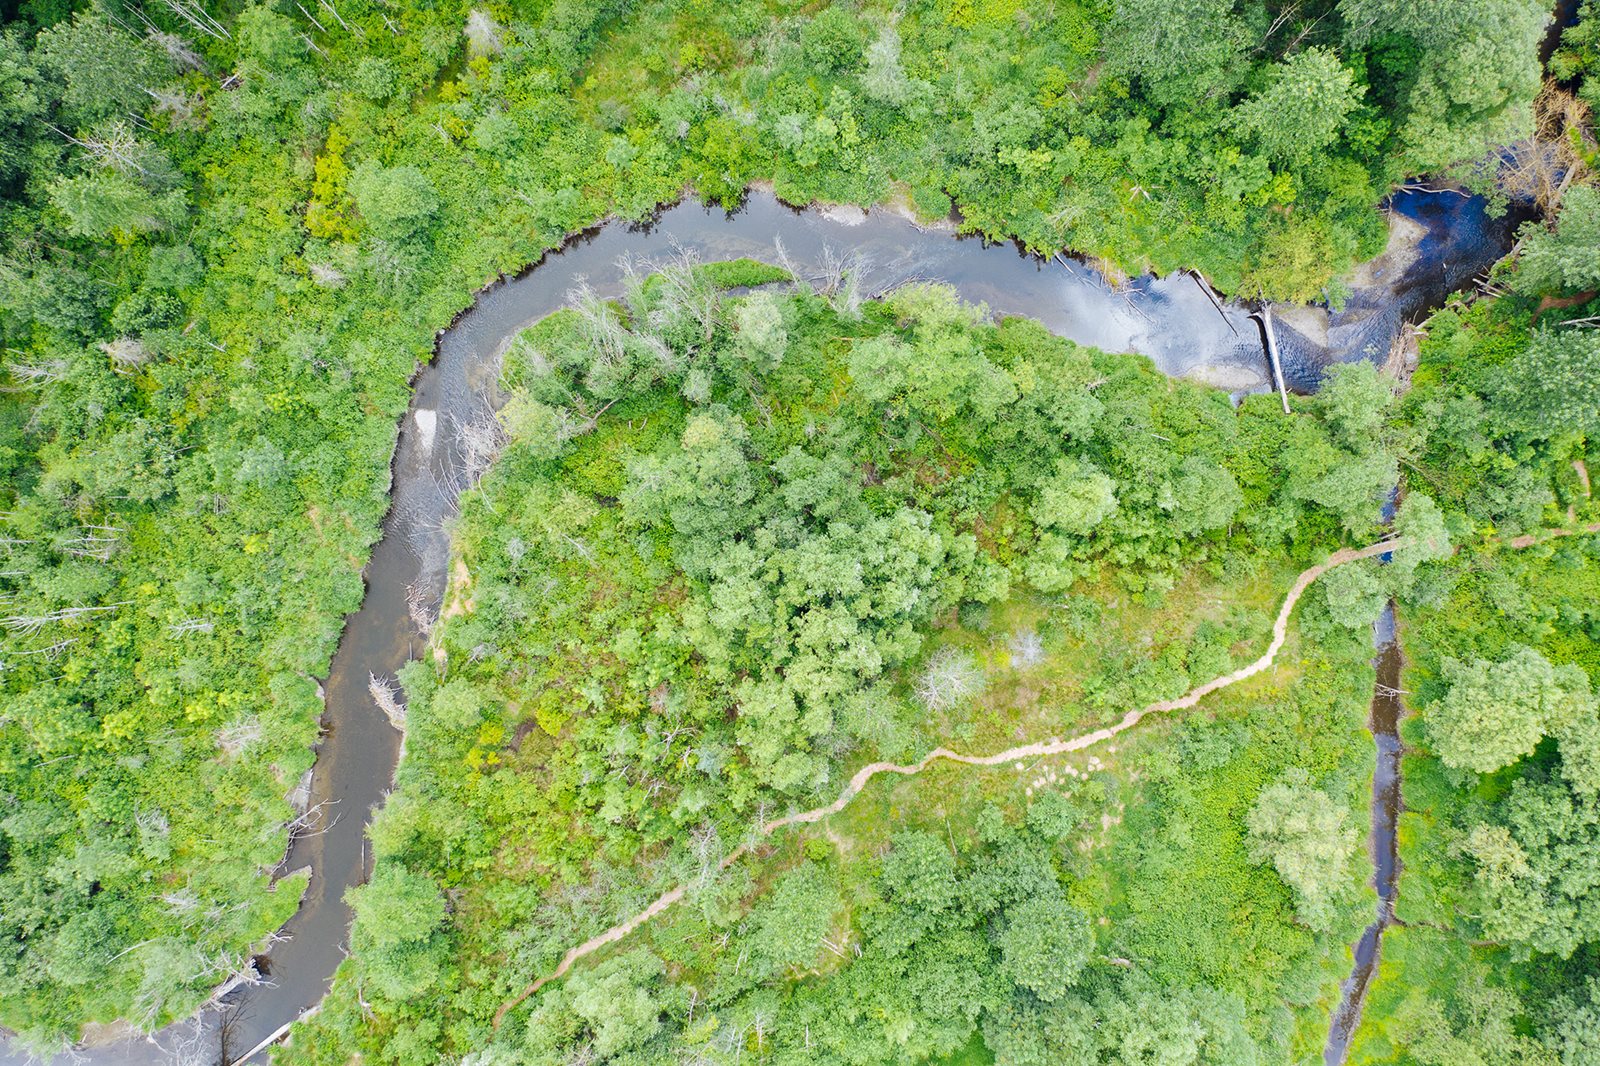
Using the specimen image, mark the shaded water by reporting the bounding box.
[1324,605,1404,1065]
[6,186,1515,1065]
[1273,187,1528,389]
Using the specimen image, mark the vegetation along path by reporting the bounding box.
[496,532,1490,1026]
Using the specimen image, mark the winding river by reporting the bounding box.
[12,186,1518,1066]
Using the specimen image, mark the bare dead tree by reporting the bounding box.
[319,0,363,36]
[161,886,201,917]
[688,822,721,896]
[215,715,262,756]
[770,235,814,296]
[464,8,503,54]
[914,646,985,711]
[308,261,347,287]
[45,119,148,175]
[10,636,79,659]
[1007,628,1045,668]
[146,28,204,70]
[59,525,123,561]
[3,359,68,390]
[283,797,339,846]
[1497,84,1593,214]
[405,580,438,634]
[153,0,231,40]
[295,1,329,33]
[453,407,508,486]
[3,602,131,635]
[816,246,868,317]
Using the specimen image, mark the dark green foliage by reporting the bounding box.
[1493,329,1600,439]
[1338,0,1549,171]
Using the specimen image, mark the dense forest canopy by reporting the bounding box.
[0,0,1597,1061]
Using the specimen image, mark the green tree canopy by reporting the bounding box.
[1493,327,1600,439]
[996,894,1092,1002]
[1514,186,1600,298]
[1426,646,1595,773]
[349,162,441,241]
[1233,47,1364,166]
[346,864,450,1000]
[1244,767,1360,932]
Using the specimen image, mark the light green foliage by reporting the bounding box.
[50,168,187,238]
[997,895,1091,1001]
[525,951,677,1062]
[1234,47,1364,165]
[1317,362,1396,453]
[746,861,838,975]
[1426,647,1593,773]
[348,162,440,241]
[1245,767,1361,932]
[1320,557,1388,630]
[1383,959,1558,1066]
[347,865,450,1000]
[1254,362,1404,540]
[1391,492,1452,575]
[1460,759,1600,957]
[983,971,1261,1066]
[1031,459,1118,534]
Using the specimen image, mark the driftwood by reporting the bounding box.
[1254,306,1292,413]
[1187,269,1239,337]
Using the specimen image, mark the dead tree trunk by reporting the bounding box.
[1255,306,1292,414]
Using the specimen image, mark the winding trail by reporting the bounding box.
[494,536,1412,1026]
[494,522,1600,1028]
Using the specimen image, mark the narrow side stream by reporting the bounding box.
[1324,603,1404,1065]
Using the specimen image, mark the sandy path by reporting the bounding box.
[491,537,1419,1025]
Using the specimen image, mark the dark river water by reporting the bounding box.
[1323,604,1405,1066]
[5,185,1519,1065]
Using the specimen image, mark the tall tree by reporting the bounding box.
[1340,0,1549,168]
[1245,767,1360,932]
[1426,647,1595,774]
[1233,47,1365,166]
